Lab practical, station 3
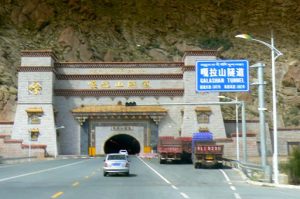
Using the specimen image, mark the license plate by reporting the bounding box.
[205,155,214,160]
[112,163,121,166]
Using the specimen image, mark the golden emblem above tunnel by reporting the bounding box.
[28,81,42,95]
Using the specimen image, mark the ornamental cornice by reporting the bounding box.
[21,50,58,61]
[183,50,219,58]
[17,67,55,72]
[55,62,184,68]
[56,74,183,80]
[54,89,184,96]
[182,65,195,72]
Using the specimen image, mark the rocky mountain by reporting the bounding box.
[0,0,299,127]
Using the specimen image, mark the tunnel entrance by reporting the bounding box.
[104,134,141,155]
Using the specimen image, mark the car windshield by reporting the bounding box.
[107,154,126,160]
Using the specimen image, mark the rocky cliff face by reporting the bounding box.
[0,0,299,127]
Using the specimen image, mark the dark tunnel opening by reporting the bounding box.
[104,134,141,155]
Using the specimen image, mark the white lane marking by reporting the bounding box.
[220,170,242,199]
[180,192,190,199]
[219,169,231,182]
[234,193,242,199]
[172,185,178,190]
[0,160,86,182]
[137,156,171,184]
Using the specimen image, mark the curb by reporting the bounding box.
[233,168,300,189]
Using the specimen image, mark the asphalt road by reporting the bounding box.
[0,156,299,199]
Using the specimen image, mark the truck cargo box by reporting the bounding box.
[158,136,182,164]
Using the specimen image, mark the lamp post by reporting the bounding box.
[235,33,283,184]
[218,96,240,161]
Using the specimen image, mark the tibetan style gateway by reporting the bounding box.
[12,50,228,157]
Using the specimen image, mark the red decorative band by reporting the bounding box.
[55,62,184,68]
[54,89,184,96]
[22,144,47,149]
[182,65,195,72]
[183,50,219,57]
[56,74,183,80]
[0,121,14,124]
[17,67,55,72]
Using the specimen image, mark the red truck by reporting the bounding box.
[193,141,224,168]
[179,137,192,163]
[157,136,182,164]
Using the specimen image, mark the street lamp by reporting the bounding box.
[235,33,283,184]
[218,96,240,161]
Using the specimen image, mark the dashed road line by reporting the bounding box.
[51,191,63,199]
[72,181,80,187]
[234,193,242,199]
[220,169,242,199]
[172,185,178,190]
[137,157,171,184]
[219,169,231,182]
[180,192,190,199]
[137,157,190,199]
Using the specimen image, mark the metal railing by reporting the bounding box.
[222,158,272,182]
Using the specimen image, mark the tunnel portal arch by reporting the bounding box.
[104,134,141,155]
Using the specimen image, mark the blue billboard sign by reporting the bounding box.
[196,60,249,92]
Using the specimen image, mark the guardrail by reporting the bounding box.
[222,158,272,182]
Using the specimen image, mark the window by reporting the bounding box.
[197,113,210,123]
[26,107,43,124]
[29,128,40,141]
[28,114,41,124]
[195,107,211,124]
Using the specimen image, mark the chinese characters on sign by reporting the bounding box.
[196,60,249,92]
[88,80,150,89]
[111,126,134,131]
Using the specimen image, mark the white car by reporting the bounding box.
[119,149,128,156]
[103,153,130,176]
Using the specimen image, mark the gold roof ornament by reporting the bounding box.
[195,107,212,112]
[29,128,40,133]
[72,105,167,113]
[198,127,210,132]
[26,107,44,113]
[72,105,167,124]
